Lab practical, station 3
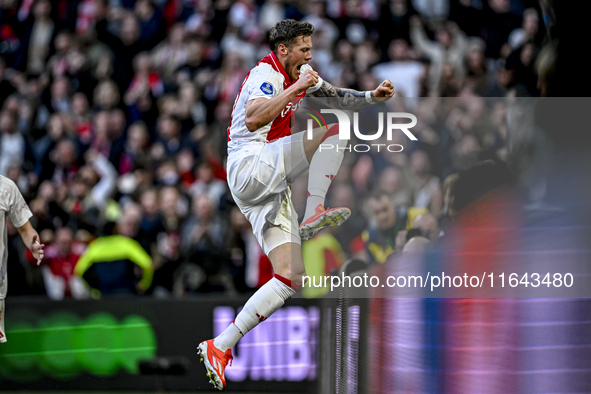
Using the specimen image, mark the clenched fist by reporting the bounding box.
[372,80,395,101]
[295,68,319,93]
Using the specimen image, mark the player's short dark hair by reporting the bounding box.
[269,19,315,54]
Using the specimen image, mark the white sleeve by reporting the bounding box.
[5,178,32,228]
[247,66,282,101]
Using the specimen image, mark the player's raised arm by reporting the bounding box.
[244,69,318,132]
[309,79,395,110]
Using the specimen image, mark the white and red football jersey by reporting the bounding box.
[227,52,322,155]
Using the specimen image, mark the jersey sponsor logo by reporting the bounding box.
[280,99,303,117]
[260,82,274,95]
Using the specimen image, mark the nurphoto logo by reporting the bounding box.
[304,109,418,153]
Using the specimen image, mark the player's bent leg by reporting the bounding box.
[301,122,337,163]
[267,241,306,288]
[198,242,303,391]
[284,130,311,185]
[298,123,351,240]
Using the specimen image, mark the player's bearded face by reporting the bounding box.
[284,36,313,81]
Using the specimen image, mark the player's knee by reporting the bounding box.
[274,265,306,288]
[291,266,306,288]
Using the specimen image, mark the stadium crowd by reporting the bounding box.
[0,0,549,298]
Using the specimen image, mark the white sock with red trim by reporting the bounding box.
[214,275,296,352]
[213,323,242,353]
[304,125,347,221]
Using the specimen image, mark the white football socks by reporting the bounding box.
[213,276,296,352]
[213,323,243,353]
[304,130,348,221]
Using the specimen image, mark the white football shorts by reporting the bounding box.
[227,132,309,255]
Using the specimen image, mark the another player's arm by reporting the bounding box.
[16,221,44,265]
[308,79,395,110]
[245,71,319,132]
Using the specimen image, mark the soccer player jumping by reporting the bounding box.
[198,19,394,390]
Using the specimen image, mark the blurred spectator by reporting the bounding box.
[372,39,425,97]
[214,51,248,110]
[17,0,56,75]
[113,120,153,175]
[327,39,356,87]
[401,234,430,252]
[151,22,189,81]
[0,110,27,176]
[0,58,17,106]
[227,0,260,44]
[410,16,468,94]
[60,150,117,232]
[28,180,69,232]
[76,0,100,36]
[177,81,205,131]
[463,39,491,95]
[301,0,339,75]
[65,92,93,145]
[361,189,406,264]
[188,160,226,207]
[47,76,71,113]
[137,187,165,253]
[134,0,166,48]
[410,150,443,215]
[507,8,541,51]
[327,182,367,259]
[173,192,230,294]
[79,150,118,212]
[153,186,186,272]
[95,11,148,91]
[411,212,442,240]
[226,204,269,292]
[376,0,417,57]
[181,193,227,267]
[124,52,164,112]
[302,230,346,298]
[412,0,449,23]
[151,114,188,160]
[74,203,153,296]
[479,0,521,59]
[185,0,214,36]
[40,227,89,300]
[377,166,414,212]
[259,0,287,32]
[93,79,120,111]
[505,41,539,96]
[333,0,377,45]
